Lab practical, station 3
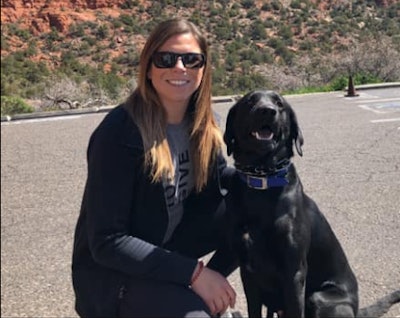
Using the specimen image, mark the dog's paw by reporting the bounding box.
[217,310,244,318]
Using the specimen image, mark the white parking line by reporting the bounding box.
[370,118,400,123]
[357,98,400,114]
[358,105,386,114]
[369,117,400,130]
[355,97,400,103]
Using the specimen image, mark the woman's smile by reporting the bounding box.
[167,79,190,87]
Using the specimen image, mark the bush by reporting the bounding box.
[1,96,34,116]
[329,76,348,91]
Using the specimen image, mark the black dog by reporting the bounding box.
[223,90,400,318]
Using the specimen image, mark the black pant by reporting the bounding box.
[118,200,237,317]
[119,278,210,317]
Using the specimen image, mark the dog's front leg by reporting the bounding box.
[283,257,307,318]
[240,269,263,318]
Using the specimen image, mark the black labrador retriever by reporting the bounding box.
[222,90,400,318]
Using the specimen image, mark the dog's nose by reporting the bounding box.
[260,106,277,117]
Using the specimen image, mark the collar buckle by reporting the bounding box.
[246,175,268,190]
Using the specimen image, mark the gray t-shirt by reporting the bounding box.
[162,118,194,244]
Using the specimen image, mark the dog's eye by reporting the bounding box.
[271,94,284,108]
[248,95,258,106]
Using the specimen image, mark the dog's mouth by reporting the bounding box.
[251,126,274,141]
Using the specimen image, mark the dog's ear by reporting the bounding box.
[224,105,237,156]
[289,106,304,157]
[295,126,304,157]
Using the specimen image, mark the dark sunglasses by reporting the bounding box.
[152,51,206,69]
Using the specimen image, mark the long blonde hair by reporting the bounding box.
[124,18,223,192]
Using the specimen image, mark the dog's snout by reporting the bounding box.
[260,106,277,117]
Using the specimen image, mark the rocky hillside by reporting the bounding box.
[1,0,133,35]
[1,0,397,36]
[2,0,398,63]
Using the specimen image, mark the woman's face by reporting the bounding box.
[148,33,204,116]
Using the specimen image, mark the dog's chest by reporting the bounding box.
[236,185,285,221]
[237,224,286,290]
[230,185,293,280]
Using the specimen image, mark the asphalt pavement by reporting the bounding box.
[1,86,400,317]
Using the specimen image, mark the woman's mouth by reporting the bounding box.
[167,80,189,86]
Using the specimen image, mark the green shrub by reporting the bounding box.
[354,73,381,85]
[328,76,348,91]
[1,96,34,116]
[241,0,255,9]
[251,20,267,40]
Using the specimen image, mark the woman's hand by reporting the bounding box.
[191,264,236,316]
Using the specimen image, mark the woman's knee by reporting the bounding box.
[119,279,210,317]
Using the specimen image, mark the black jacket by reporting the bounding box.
[72,105,236,317]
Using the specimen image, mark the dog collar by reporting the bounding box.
[237,164,290,190]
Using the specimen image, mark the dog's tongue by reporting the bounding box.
[252,129,274,140]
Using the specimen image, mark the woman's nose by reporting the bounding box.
[174,57,186,69]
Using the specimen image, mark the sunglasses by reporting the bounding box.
[152,51,206,69]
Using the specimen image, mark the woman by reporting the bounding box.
[72,18,238,317]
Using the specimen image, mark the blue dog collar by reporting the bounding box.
[237,165,290,190]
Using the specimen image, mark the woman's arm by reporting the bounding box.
[83,108,198,286]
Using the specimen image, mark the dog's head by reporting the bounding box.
[224,90,304,169]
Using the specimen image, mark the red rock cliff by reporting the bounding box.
[1,0,128,35]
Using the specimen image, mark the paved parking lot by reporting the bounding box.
[1,88,399,317]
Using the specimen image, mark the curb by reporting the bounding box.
[2,84,399,122]
[1,97,239,123]
[1,105,115,122]
[345,82,400,91]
